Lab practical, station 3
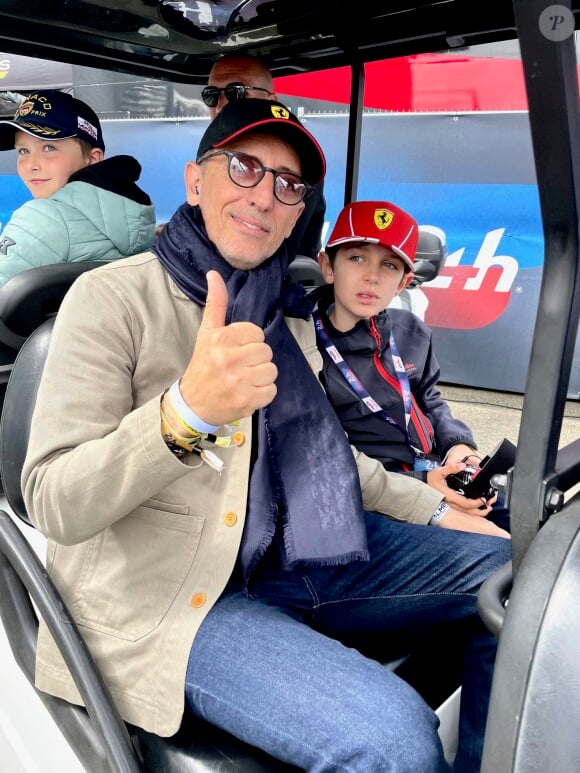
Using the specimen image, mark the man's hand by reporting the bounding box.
[177,270,278,426]
[427,461,497,516]
[437,506,511,539]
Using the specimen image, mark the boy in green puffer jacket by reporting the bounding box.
[0,90,156,286]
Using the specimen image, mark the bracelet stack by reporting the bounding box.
[161,380,236,473]
[160,412,203,458]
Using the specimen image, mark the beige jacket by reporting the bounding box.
[22,251,442,737]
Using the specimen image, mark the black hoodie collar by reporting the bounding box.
[68,154,152,206]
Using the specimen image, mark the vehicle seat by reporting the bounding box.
[480,492,580,772]
[411,228,447,286]
[0,262,103,415]
[0,261,103,347]
[287,254,324,287]
[391,227,447,316]
[0,318,461,772]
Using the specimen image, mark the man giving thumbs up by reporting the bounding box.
[23,98,511,773]
[176,269,278,429]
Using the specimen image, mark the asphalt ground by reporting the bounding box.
[439,384,580,456]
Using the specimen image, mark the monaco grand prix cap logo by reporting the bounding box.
[16,100,36,117]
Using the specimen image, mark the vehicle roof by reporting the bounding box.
[0,0,522,82]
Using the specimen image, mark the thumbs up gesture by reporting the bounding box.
[178,270,277,427]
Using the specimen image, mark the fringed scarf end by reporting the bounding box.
[286,550,370,570]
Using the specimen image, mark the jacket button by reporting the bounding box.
[191,593,206,608]
[224,511,238,527]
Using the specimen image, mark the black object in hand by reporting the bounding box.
[446,438,517,500]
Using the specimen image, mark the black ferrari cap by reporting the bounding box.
[196,99,325,184]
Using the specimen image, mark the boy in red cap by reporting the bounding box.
[314,200,510,530]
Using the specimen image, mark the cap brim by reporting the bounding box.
[0,122,18,151]
[326,236,414,271]
[0,121,79,151]
[214,118,325,185]
[391,245,415,271]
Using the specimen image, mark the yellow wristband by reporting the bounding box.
[170,405,207,439]
[161,413,203,452]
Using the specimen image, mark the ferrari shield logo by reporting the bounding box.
[374,209,394,230]
[271,105,290,119]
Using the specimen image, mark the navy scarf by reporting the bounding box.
[153,204,369,581]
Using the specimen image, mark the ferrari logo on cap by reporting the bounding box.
[374,209,394,230]
[271,105,290,119]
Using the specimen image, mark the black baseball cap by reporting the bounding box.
[196,99,325,184]
[0,90,105,152]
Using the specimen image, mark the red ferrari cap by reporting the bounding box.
[326,200,419,270]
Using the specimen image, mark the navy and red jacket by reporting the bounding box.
[314,287,476,482]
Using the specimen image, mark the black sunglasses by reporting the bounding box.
[201,82,273,109]
[198,150,312,206]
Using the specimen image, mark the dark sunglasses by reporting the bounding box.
[198,150,312,205]
[201,82,273,108]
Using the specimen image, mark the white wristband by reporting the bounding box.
[429,501,449,526]
[168,379,220,434]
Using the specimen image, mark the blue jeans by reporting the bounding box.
[185,512,511,772]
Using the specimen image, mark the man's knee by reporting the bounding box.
[307,718,448,772]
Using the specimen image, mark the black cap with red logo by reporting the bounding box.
[196,99,325,185]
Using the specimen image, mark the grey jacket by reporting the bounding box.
[22,251,443,736]
[0,155,156,285]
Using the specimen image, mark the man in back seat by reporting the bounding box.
[23,98,511,773]
[0,89,155,286]
[204,53,326,261]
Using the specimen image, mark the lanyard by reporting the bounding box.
[313,311,426,459]
[388,332,412,430]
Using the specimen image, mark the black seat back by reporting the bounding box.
[0,262,103,340]
[1,317,54,524]
[0,262,102,424]
[411,228,447,286]
[0,317,142,772]
[287,254,324,286]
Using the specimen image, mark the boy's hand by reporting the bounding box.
[427,461,497,516]
[178,270,278,426]
[445,443,481,467]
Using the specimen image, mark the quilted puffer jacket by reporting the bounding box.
[0,154,156,286]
